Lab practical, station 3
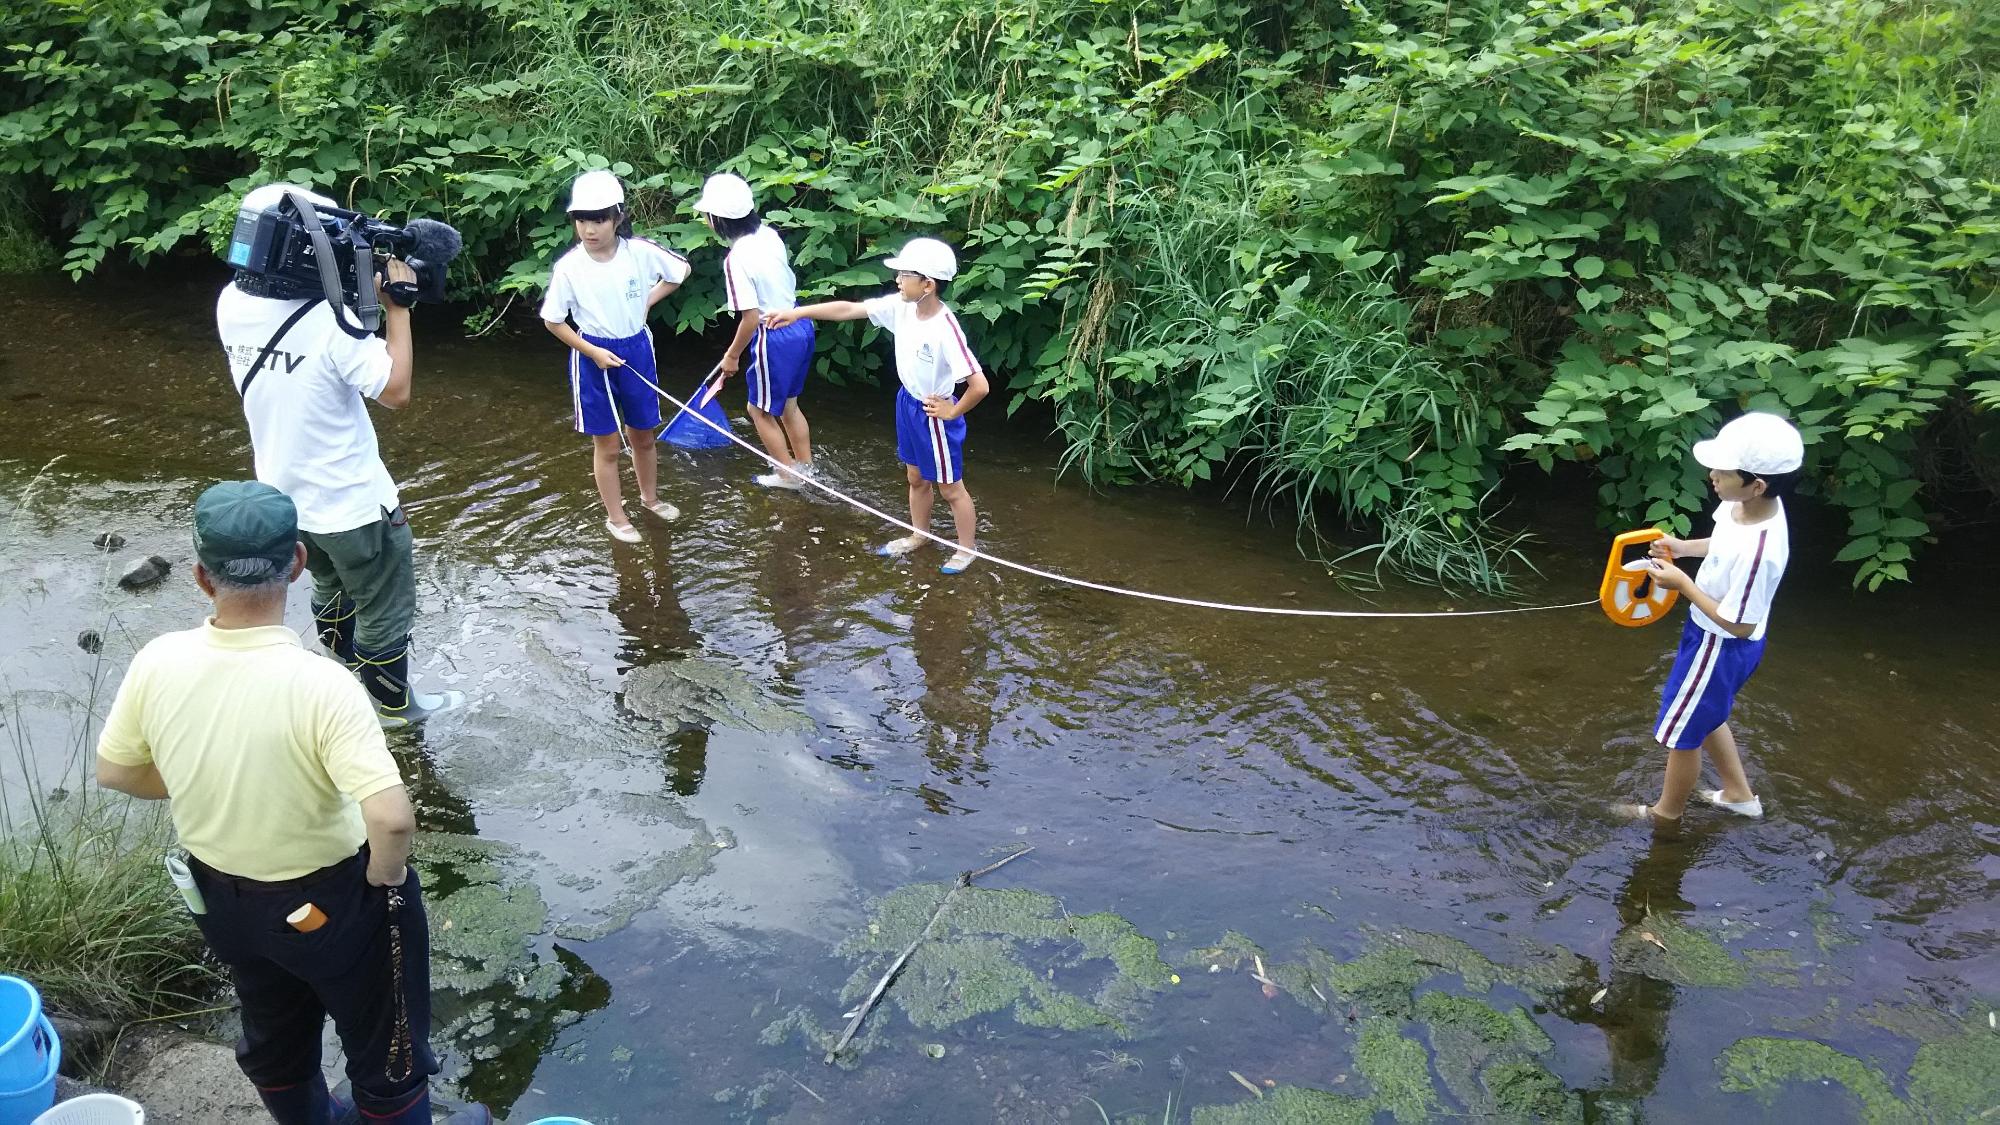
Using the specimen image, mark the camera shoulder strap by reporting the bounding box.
[236,298,321,398]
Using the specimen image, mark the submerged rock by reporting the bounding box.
[117,554,171,590]
[76,629,101,654]
[621,656,814,735]
[92,532,125,551]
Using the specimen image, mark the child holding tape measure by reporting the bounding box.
[1620,412,1804,827]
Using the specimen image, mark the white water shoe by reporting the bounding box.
[874,535,924,557]
[1698,790,1764,818]
[643,498,680,521]
[940,550,977,575]
[606,519,642,543]
[754,471,806,489]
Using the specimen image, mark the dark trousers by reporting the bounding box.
[301,506,416,656]
[189,849,437,1121]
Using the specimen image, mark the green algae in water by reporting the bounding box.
[1190,930,1269,973]
[1612,911,1746,988]
[1718,1037,1906,1123]
[1355,1017,1437,1123]
[430,882,550,992]
[1906,1023,2000,1121]
[807,883,1174,1053]
[1189,1085,1374,1125]
[1484,1060,1579,1123]
[1322,928,1590,1018]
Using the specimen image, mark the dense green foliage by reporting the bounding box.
[3,0,1995,589]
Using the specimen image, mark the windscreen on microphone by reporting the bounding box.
[403,218,463,265]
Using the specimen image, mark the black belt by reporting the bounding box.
[187,847,365,893]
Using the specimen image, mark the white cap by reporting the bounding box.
[883,237,958,282]
[1694,412,1805,476]
[565,170,624,213]
[240,183,337,212]
[694,173,755,220]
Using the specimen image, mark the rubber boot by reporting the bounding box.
[255,1075,334,1125]
[355,641,465,731]
[312,596,358,668]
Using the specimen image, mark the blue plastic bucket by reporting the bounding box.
[0,1014,60,1125]
[0,979,49,1091]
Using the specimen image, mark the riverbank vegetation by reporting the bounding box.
[2,0,1995,590]
[1,719,221,1028]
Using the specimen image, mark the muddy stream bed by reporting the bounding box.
[3,272,1998,1123]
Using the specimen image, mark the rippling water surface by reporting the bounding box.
[4,272,1998,1122]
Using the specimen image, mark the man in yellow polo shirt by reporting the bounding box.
[97,481,487,1125]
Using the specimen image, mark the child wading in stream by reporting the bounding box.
[695,171,818,488]
[763,237,989,575]
[541,169,689,543]
[1618,411,1804,828]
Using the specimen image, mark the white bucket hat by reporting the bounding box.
[565,170,624,213]
[1694,412,1804,476]
[694,173,755,220]
[883,237,958,282]
[240,183,337,213]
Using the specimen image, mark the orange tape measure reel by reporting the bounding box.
[1600,529,1677,627]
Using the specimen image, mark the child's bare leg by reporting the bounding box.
[592,433,629,525]
[1652,749,1701,820]
[628,426,660,505]
[1702,722,1755,803]
[779,402,812,466]
[907,468,936,540]
[746,404,796,471]
[938,481,977,551]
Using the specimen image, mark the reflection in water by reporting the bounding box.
[908,582,995,814]
[1598,827,1705,1099]
[608,535,706,795]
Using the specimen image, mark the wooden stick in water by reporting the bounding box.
[824,845,1035,1063]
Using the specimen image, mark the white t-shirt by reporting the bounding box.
[721,226,797,313]
[862,295,983,400]
[1692,500,1789,641]
[216,284,399,535]
[539,238,689,339]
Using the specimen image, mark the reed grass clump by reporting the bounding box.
[0,723,221,1028]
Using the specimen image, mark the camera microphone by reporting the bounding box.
[384,219,464,308]
[403,219,463,267]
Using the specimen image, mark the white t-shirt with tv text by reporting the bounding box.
[216,284,398,535]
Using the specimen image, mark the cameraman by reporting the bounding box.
[217,183,461,729]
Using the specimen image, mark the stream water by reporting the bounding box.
[3,271,1998,1123]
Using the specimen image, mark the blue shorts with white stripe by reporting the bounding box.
[1653,617,1765,749]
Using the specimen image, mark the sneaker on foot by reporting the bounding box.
[606,518,642,543]
[1698,789,1763,818]
[754,470,805,489]
[379,689,465,731]
[642,498,680,521]
[874,535,924,557]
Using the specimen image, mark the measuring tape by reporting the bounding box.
[1599,529,1678,627]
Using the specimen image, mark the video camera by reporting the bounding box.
[224,186,462,336]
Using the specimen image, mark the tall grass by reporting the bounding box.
[0,740,220,1028]
[1,467,221,1029]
